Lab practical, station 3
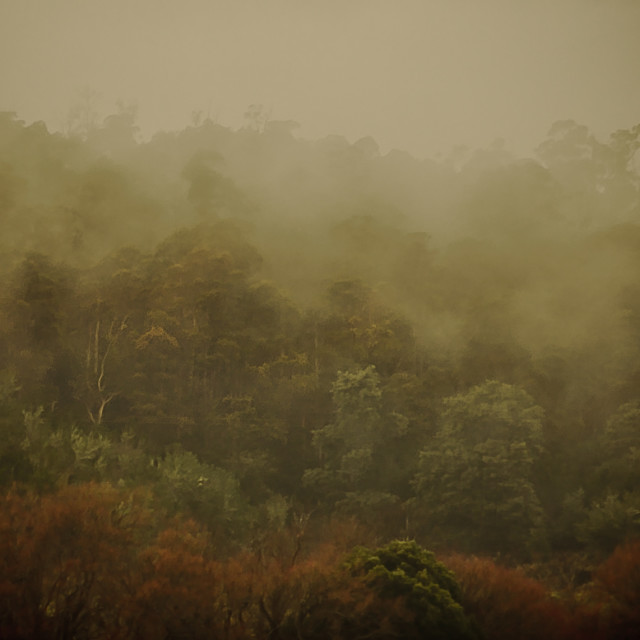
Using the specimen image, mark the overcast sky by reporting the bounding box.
[2,0,639,158]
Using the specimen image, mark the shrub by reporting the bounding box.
[443,554,572,640]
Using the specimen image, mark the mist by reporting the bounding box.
[2,1,640,638]
[2,0,639,157]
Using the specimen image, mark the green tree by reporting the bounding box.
[413,380,546,554]
[597,401,640,494]
[304,366,407,528]
[339,540,480,640]
[155,445,250,541]
[20,407,74,488]
[564,401,640,552]
[314,279,418,376]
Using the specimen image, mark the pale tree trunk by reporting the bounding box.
[85,316,127,425]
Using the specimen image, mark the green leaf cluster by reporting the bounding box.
[345,540,480,640]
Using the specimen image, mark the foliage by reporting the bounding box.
[592,538,640,638]
[129,521,228,640]
[155,446,250,541]
[304,366,408,530]
[413,380,546,553]
[2,108,640,589]
[2,482,640,639]
[0,483,155,639]
[339,540,480,640]
[574,539,640,640]
[576,493,640,553]
[443,554,572,640]
[596,402,640,495]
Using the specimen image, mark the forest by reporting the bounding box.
[1,107,640,638]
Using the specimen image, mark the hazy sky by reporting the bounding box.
[2,0,639,157]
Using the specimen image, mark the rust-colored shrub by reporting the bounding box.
[575,539,640,640]
[128,519,229,639]
[443,554,573,640]
[0,483,153,639]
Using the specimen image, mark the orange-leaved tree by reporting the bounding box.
[127,519,231,640]
[0,483,155,639]
[443,554,573,640]
[575,538,640,640]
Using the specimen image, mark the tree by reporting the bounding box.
[87,102,139,156]
[576,493,640,554]
[155,446,250,541]
[19,406,74,488]
[313,278,418,376]
[443,554,572,640]
[566,401,640,553]
[597,401,640,494]
[534,119,640,229]
[129,521,228,640]
[243,104,270,133]
[413,380,546,554]
[0,368,31,486]
[81,313,129,425]
[64,87,101,139]
[304,366,407,529]
[335,540,479,640]
[0,484,154,639]
[7,254,76,411]
[575,539,640,640]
